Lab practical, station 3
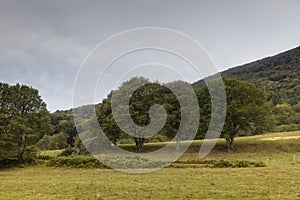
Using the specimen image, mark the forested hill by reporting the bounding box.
[194,46,300,105]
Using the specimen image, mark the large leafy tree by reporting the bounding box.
[97,77,181,152]
[196,78,274,151]
[0,83,52,163]
[223,78,274,151]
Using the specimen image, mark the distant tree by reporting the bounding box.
[96,96,120,146]
[273,104,297,125]
[55,120,77,146]
[50,110,77,147]
[292,101,300,113]
[292,101,300,124]
[0,83,52,163]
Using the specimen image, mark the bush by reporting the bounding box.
[38,155,51,160]
[42,155,167,169]
[273,124,300,132]
[147,134,169,143]
[213,159,233,168]
[37,133,68,150]
[0,159,19,169]
[174,159,266,168]
[23,145,40,162]
[46,156,107,168]
[118,138,135,144]
[59,147,76,156]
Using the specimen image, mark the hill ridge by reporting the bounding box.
[194,45,300,105]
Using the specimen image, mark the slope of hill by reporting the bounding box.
[194,46,300,105]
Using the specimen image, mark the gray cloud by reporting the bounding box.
[0,0,300,111]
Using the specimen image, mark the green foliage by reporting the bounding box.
[37,132,68,150]
[195,46,300,106]
[173,159,266,168]
[91,77,275,152]
[195,78,274,151]
[99,155,167,169]
[43,155,167,169]
[117,138,135,144]
[147,134,169,143]
[96,77,182,152]
[273,124,300,132]
[208,159,266,168]
[50,110,77,147]
[45,156,107,168]
[292,101,300,112]
[0,82,52,164]
[59,147,75,157]
[272,104,297,125]
[222,78,274,135]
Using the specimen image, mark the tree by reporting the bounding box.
[37,132,68,150]
[97,77,181,152]
[96,96,120,146]
[50,110,77,147]
[273,104,297,125]
[223,79,274,151]
[0,83,52,163]
[196,78,274,151]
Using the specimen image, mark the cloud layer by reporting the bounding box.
[1,0,300,111]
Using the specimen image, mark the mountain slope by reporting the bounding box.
[194,46,300,105]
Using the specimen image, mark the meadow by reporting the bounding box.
[1,131,300,200]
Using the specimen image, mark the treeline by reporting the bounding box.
[1,76,299,166]
[37,77,275,154]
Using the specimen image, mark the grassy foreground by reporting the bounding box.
[1,165,300,200]
[1,131,300,200]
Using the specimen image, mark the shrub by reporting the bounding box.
[37,133,68,150]
[273,124,300,132]
[147,134,169,143]
[174,159,266,168]
[59,147,76,156]
[46,156,108,168]
[213,159,233,168]
[118,138,135,144]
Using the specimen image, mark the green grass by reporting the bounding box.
[1,131,300,199]
[1,165,300,199]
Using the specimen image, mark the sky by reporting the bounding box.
[1,0,300,112]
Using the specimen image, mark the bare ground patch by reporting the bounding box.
[260,136,300,141]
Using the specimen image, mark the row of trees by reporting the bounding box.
[93,77,274,152]
[0,77,284,164]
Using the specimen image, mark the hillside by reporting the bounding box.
[194,46,300,105]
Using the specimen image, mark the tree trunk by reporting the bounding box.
[176,136,181,151]
[133,129,145,152]
[134,137,144,152]
[226,134,235,152]
[113,136,117,146]
[18,133,26,163]
[18,149,25,163]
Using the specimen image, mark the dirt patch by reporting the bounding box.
[260,136,300,141]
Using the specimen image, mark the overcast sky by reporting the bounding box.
[1,0,300,112]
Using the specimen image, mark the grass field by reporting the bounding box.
[1,131,300,200]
